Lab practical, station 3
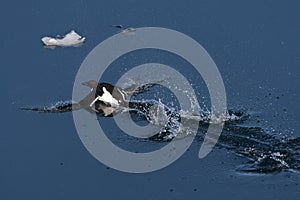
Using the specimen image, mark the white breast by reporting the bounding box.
[98,87,119,106]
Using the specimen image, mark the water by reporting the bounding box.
[21,83,300,173]
[1,0,300,199]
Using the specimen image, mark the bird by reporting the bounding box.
[81,80,128,108]
[111,24,124,29]
[111,24,136,33]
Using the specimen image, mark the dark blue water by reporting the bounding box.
[1,0,300,199]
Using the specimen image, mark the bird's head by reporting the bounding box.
[81,80,98,88]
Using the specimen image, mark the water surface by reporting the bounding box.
[1,0,300,199]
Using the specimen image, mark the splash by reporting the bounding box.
[20,81,300,174]
[20,101,76,113]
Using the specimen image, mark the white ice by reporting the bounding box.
[41,30,85,47]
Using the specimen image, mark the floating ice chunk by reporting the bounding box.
[41,30,85,47]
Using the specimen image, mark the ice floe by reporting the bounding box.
[41,30,85,48]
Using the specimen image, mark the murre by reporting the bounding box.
[81,80,127,107]
[111,24,136,33]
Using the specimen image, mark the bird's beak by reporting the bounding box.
[81,81,89,86]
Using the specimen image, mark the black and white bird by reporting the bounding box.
[111,24,136,33]
[81,80,128,108]
[20,79,159,116]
